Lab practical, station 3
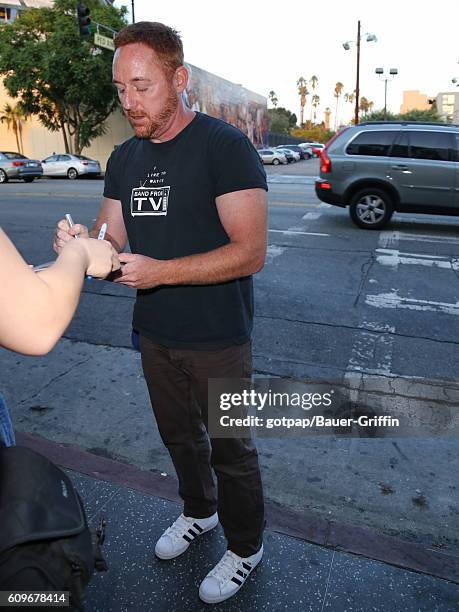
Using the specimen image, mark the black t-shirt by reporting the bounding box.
[103,112,268,350]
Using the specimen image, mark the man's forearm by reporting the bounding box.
[162,242,266,286]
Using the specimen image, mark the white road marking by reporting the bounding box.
[301,211,322,221]
[378,231,400,248]
[268,229,329,237]
[380,229,459,246]
[366,291,459,316]
[346,320,395,377]
[265,245,286,262]
[376,249,459,270]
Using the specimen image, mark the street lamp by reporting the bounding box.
[343,21,377,125]
[375,67,398,119]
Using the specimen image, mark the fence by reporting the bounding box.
[267,132,305,147]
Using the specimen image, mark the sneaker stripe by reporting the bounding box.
[188,528,198,537]
[182,534,193,543]
[231,577,243,586]
[193,523,204,533]
[242,562,252,571]
[236,569,247,578]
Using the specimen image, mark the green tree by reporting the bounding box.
[268,107,297,134]
[0,102,27,153]
[0,0,127,154]
[297,76,308,127]
[363,107,443,123]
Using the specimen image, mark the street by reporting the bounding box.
[0,159,458,557]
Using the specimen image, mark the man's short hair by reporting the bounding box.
[114,22,184,78]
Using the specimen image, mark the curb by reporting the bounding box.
[15,431,459,585]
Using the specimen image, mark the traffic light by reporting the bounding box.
[77,2,92,37]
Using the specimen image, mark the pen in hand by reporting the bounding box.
[87,223,108,280]
[65,213,108,280]
[65,214,77,238]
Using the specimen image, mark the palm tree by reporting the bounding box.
[297,76,309,127]
[359,96,370,115]
[268,90,278,108]
[312,94,320,124]
[324,107,332,130]
[344,92,355,123]
[309,75,319,121]
[334,82,344,130]
[0,102,27,153]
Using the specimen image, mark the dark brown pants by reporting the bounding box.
[140,335,265,557]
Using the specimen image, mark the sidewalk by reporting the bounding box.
[16,433,459,612]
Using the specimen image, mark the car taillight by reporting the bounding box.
[320,149,331,173]
[12,161,25,167]
[81,161,88,165]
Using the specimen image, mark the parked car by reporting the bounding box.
[0,152,43,183]
[258,148,288,165]
[276,148,299,163]
[308,143,325,157]
[41,154,101,179]
[315,121,459,229]
[276,144,310,160]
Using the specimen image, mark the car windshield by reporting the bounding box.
[2,152,27,159]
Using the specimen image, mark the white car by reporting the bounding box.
[301,142,325,157]
[41,154,101,179]
[257,148,287,165]
[277,148,301,162]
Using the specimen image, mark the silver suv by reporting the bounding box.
[315,122,459,229]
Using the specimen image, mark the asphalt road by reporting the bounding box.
[1,159,458,554]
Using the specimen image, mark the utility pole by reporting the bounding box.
[131,0,135,23]
[375,68,398,120]
[354,20,361,125]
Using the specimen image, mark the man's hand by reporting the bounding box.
[113,253,168,289]
[53,218,89,254]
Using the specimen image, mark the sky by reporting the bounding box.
[113,0,458,125]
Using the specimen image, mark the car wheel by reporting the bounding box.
[349,188,394,230]
[0,169,8,183]
[272,158,280,165]
[67,167,78,180]
[23,177,35,183]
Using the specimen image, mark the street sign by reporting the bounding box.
[94,32,115,51]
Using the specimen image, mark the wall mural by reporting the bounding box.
[184,63,268,148]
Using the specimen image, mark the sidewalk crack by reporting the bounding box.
[17,355,93,406]
[320,550,336,612]
[353,252,376,307]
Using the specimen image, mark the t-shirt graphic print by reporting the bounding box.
[131,167,170,216]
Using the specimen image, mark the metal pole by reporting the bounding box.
[354,20,361,125]
[384,78,387,120]
[131,0,135,23]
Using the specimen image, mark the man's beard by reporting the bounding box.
[127,90,179,140]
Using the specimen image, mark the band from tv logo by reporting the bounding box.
[131,186,170,216]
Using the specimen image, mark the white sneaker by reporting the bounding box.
[199,544,264,604]
[155,512,218,560]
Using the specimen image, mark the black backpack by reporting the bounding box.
[0,446,107,611]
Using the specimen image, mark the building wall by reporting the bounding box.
[400,90,431,113]
[435,91,459,124]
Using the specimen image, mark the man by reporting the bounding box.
[54,21,267,604]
